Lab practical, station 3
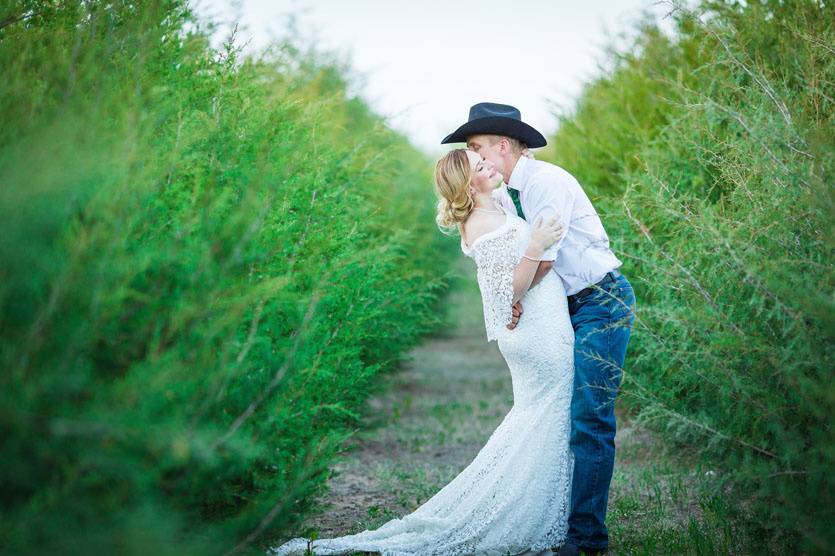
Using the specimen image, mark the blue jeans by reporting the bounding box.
[565,272,636,550]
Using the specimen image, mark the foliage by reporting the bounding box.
[0,1,451,554]
[544,0,834,551]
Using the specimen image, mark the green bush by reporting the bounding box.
[0,1,451,554]
[545,0,833,550]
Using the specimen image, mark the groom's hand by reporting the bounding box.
[507,302,523,330]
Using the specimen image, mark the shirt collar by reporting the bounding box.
[507,155,530,191]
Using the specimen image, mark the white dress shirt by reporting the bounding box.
[492,156,622,296]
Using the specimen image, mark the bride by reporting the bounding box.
[271,148,575,555]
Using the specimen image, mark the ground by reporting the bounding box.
[289,260,754,555]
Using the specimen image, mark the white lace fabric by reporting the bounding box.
[270,211,576,556]
[465,220,519,342]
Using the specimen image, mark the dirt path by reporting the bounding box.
[293,260,705,554]
[303,261,517,540]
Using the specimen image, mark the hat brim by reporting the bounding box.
[441,116,547,148]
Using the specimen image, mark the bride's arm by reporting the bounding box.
[510,218,561,304]
[507,261,553,332]
[510,253,544,305]
[470,216,561,340]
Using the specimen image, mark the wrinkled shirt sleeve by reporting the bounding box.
[524,175,576,262]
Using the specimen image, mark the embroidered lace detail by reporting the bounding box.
[470,226,519,342]
[270,212,576,556]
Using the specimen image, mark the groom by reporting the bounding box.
[442,102,636,555]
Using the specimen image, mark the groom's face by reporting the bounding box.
[466,134,504,179]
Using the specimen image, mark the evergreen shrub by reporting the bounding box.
[545,0,834,549]
[0,1,451,553]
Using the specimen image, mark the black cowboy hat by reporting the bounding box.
[441,102,547,148]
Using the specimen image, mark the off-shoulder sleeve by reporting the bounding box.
[470,227,520,341]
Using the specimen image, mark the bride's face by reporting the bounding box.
[465,150,502,194]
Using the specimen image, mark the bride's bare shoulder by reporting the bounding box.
[462,212,506,247]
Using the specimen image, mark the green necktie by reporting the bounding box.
[507,187,525,220]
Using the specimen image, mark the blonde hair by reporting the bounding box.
[434,149,474,232]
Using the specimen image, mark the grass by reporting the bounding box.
[609,414,763,554]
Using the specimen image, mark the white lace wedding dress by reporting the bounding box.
[271,206,575,556]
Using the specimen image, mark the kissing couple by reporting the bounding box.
[272,102,637,555]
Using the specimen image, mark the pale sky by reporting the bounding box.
[194,0,675,154]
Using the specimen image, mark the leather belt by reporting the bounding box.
[568,269,623,303]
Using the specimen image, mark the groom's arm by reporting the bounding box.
[526,172,576,262]
[528,195,564,288]
[530,260,554,287]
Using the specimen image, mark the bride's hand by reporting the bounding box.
[528,214,563,256]
[507,301,523,330]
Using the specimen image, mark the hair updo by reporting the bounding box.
[434,149,474,233]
